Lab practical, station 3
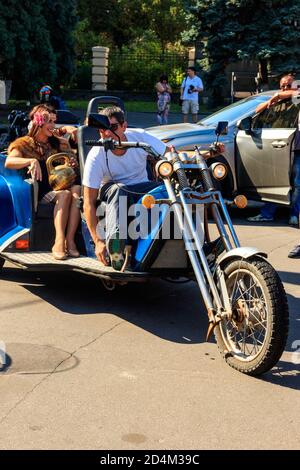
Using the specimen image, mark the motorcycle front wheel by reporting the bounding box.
[214,256,289,376]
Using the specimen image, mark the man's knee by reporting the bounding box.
[106,183,127,198]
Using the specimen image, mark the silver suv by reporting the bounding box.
[147,92,300,205]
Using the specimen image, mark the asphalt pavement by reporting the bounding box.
[0,210,300,450]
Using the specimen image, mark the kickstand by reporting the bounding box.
[120,245,132,272]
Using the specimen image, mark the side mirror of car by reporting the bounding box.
[88,113,110,130]
[237,116,253,133]
[215,121,228,136]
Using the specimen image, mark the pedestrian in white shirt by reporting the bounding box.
[180,67,204,123]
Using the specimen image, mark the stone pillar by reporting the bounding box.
[0,80,12,104]
[0,81,5,104]
[188,47,196,67]
[92,46,109,91]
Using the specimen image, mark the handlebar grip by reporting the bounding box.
[115,141,138,148]
[84,140,141,148]
[85,140,104,146]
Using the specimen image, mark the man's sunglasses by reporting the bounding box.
[281,84,291,89]
[108,122,120,132]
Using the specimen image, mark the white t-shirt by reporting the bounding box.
[181,75,203,101]
[82,128,166,188]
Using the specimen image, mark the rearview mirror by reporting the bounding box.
[215,121,228,136]
[88,113,110,130]
[237,116,252,133]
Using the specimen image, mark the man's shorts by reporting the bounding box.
[182,99,199,114]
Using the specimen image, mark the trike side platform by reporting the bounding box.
[0,252,149,282]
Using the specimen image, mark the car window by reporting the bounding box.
[252,99,299,129]
[199,94,271,126]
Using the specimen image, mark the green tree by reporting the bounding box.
[141,0,187,53]
[77,0,187,52]
[44,0,77,86]
[0,0,56,97]
[72,18,103,88]
[77,0,148,51]
[183,0,300,105]
[0,0,77,98]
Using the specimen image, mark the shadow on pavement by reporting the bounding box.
[261,360,300,390]
[1,265,299,388]
[1,267,207,346]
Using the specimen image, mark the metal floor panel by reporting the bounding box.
[1,252,148,280]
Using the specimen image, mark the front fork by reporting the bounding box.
[163,179,236,338]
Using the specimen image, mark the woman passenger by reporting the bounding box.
[5,104,81,260]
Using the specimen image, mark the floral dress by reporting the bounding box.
[156,82,171,125]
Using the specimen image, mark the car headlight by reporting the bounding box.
[210,162,227,180]
[155,160,173,178]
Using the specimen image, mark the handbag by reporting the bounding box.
[46,153,76,191]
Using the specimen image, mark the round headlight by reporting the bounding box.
[211,162,227,180]
[234,195,248,209]
[156,160,173,178]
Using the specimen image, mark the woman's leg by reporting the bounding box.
[163,105,169,125]
[65,185,81,251]
[52,190,72,253]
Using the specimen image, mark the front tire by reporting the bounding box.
[214,256,289,376]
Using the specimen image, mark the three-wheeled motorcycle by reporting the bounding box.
[0,104,289,376]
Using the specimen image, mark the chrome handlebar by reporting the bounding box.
[85,138,161,158]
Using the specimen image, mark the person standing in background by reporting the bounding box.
[155,74,172,125]
[180,67,203,123]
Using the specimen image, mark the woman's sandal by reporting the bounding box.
[67,248,80,258]
[52,251,68,261]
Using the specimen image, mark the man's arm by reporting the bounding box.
[255,100,269,114]
[256,90,298,113]
[83,186,108,265]
[156,82,164,93]
[195,77,203,93]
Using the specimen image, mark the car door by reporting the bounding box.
[235,99,299,204]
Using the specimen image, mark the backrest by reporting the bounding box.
[56,109,80,125]
[77,125,99,176]
[86,96,125,117]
